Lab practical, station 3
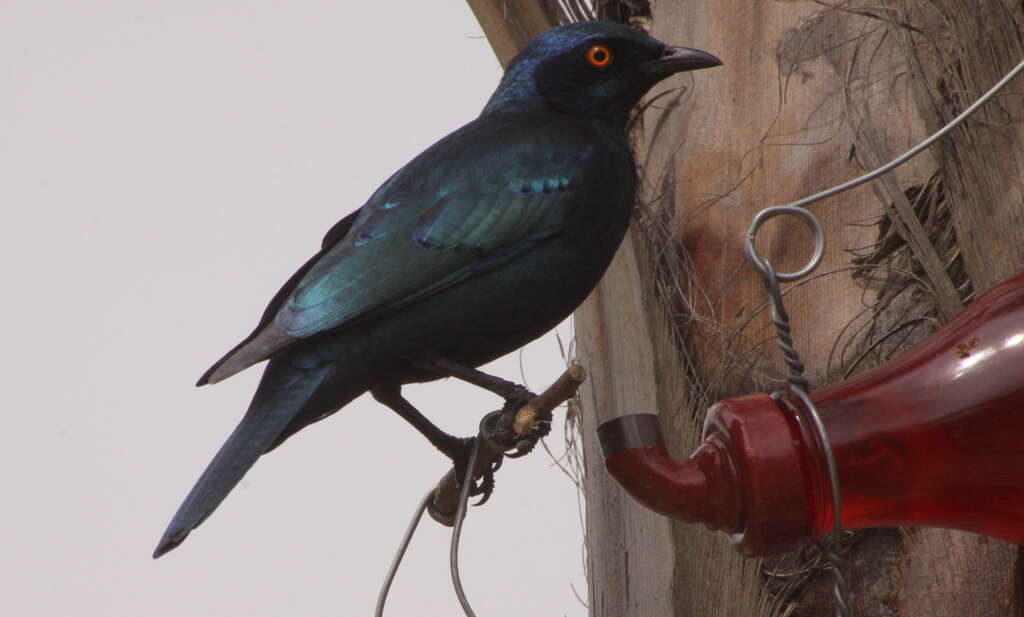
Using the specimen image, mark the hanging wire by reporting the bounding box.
[375,414,490,617]
[785,57,1024,211]
[450,435,484,617]
[375,490,434,617]
[746,211,849,617]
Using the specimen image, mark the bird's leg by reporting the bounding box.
[430,358,557,460]
[370,384,492,498]
[413,356,533,405]
[370,383,469,460]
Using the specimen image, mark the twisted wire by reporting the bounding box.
[762,271,809,391]
[759,258,850,617]
[818,539,852,617]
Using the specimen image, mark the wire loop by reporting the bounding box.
[746,205,826,282]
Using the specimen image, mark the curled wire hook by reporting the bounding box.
[745,205,825,282]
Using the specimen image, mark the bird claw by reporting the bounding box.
[472,467,496,506]
[505,440,535,458]
[506,417,552,458]
[448,436,502,507]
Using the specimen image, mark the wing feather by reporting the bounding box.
[201,115,607,383]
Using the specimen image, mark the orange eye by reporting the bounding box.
[586,44,613,68]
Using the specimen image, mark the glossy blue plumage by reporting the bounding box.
[155,21,720,557]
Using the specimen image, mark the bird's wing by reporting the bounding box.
[277,177,578,338]
[201,117,602,384]
[196,207,363,386]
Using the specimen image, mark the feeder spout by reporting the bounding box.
[597,414,742,532]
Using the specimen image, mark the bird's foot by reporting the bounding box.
[506,416,552,459]
[439,435,503,506]
[471,454,502,506]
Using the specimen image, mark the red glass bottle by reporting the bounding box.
[599,273,1024,556]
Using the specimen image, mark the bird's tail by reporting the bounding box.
[153,360,332,558]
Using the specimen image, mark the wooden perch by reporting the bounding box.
[511,364,587,435]
[428,364,586,525]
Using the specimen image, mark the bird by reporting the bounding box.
[154,20,720,558]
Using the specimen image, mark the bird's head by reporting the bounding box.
[482,22,721,127]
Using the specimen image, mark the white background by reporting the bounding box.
[1,2,587,615]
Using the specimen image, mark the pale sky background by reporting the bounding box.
[1,2,588,616]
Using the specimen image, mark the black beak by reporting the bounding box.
[642,46,722,76]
